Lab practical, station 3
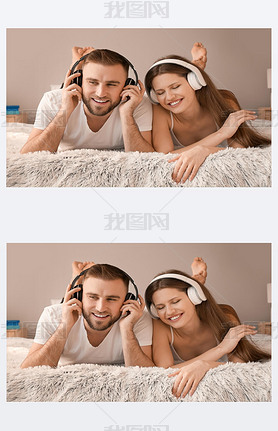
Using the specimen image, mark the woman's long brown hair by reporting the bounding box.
[145,270,271,362]
[144,56,271,148]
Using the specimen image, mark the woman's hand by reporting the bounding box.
[168,145,212,183]
[219,324,257,354]
[168,359,211,398]
[219,110,257,140]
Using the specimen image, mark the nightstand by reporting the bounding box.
[6,113,27,123]
[257,107,271,121]
[7,328,28,338]
[258,321,271,335]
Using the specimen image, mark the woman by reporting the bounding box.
[144,47,271,183]
[145,264,271,398]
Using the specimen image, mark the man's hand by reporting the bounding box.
[61,69,83,119]
[119,80,145,117]
[62,283,83,332]
[61,69,83,112]
[119,294,145,331]
[71,46,95,68]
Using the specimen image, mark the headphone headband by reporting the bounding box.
[148,273,207,302]
[71,50,138,86]
[70,264,138,302]
[147,58,206,88]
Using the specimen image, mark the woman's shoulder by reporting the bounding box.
[153,104,172,125]
[153,318,172,340]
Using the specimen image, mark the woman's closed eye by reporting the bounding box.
[155,85,180,96]
[155,299,181,310]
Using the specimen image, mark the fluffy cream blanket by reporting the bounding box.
[6,122,271,187]
[7,337,271,402]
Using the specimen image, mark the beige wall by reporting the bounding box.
[7,28,271,122]
[7,243,271,336]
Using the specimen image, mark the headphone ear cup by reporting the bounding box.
[187,286,203,305]
[71,69,83,87]
[150,304,159,319]
[73,288,83,302]
[187,72,203,91]
[125,292,136,301]
[125,78,136,86]
[149,89,159,104]
[77,289,83,302]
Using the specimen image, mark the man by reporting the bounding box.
[20,48,154,154]
[21,262,153,368]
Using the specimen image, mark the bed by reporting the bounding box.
[7,335,271,402]
[6,121,271,187]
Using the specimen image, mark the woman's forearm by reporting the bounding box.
[170,129,228,154]
[170,344,228,369]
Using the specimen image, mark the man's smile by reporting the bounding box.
[92,98,109,104]
[92,312,110,319]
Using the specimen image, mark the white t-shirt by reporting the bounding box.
[33,89,152,151]
[33,304,152,366]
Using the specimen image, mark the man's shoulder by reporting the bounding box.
[40,89,63,105]
[40,303,62,319]
[134,309,152,329]
[133,93,152,121]
[141,308,152,321]
[139,94,152,109]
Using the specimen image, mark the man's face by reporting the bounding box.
[82,276,127,331]
[82,62,128,117]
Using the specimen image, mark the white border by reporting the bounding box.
[1,0,277,429]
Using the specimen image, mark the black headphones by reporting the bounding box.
[70,50,139,88]
[67,265,139,303]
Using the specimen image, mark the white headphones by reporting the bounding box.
[146,59,207,104]
[147,273,207,319]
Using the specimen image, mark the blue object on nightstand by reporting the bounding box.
[6,105,20,115]
[7,320,20,329]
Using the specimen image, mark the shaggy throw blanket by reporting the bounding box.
[6,122,271,187]
[7,337,271,402]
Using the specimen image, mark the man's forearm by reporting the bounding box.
[121,115,154,153]
[121,328,154,367]
[20,323,70,368]
[20,110,69,154]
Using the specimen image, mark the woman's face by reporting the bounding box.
[152,287,198,328]
[151,73,197,113]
